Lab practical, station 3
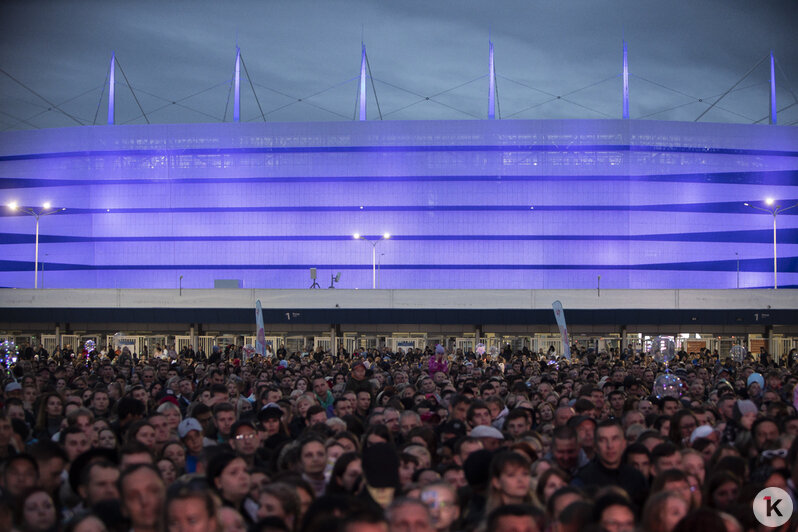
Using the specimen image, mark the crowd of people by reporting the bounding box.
[0,340,796,532]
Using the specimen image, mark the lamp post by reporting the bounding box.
[735,252,740,289]
[6,201,65,288]
[353,232,390,289]
[744,198,798,289]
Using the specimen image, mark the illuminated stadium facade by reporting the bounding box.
[0,118,797,290]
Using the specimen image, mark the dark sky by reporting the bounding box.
[1,0,797,130]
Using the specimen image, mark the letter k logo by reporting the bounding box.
[764,496,782,517]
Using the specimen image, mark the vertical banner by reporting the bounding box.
[255,300,266,360]
[552,300,571,359]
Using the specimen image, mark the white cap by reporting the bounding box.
[470,425,504,440]
[689,425,715,444]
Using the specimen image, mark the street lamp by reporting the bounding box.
[353,232,390,289]
[744,198,798,289]
[6,201,65,289]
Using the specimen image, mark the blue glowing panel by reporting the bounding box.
[0,120,796,289]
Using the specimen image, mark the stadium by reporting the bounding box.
[1,117,796,358]
[0,19,796,359]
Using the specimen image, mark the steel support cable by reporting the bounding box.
[371,77,427,99]
[501,74,616,118]
[775,58,798,104]
[629,74,698,100]
[426,98,483,119]
[373,76,476,117]
[498,74,559,98]
[377,75,486,118]
[381,98,426,117]
[695,55,768,122]
[239,54,267,122]
[0,114,19,129]
[254,76,359,119]
[506,93,612,120]
[378,74,485,100]
[638,100,702,119]
[558,97,614,118]
[0,109,40,130]
[114,82,226,122]
[251,82,301,100]
[114,84,222,122]
[637,81,765,120]
[92,65,110,125]
[754,102,798,124]
[382,94,483,119]
[494,57,501,119]
[281,97,351,120]
[503,97,560,118]
[114,59,149,124]
[0,67,85,125]
[248,92,351,120]
[560,74,619,98]
[364,50,382,120]
[1,84,100,127]
[712,106,756,122]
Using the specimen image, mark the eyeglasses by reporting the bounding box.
[761,449,788,459]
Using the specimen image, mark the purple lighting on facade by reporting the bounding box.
[0,120,796,290]
[622,41,629,119]
[359,44,367,121]
[107,52,115,125]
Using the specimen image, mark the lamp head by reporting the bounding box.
[765,198,774,206]
[743,203,749,207]
[334,273,341,283]
[353,233,361,240]
[8,201,18,211]
[43,202,51,209]
[382,232,391,240]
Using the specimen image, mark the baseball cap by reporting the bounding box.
[567,415,596,430]
[747,372,764,389]
[178,418,203,439]
[4,382,21,393]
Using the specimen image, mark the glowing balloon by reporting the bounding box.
[1,340,19,367]
[654,372,684,400]
[730,345,746,363]
[476,343,486,356]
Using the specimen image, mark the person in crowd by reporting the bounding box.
[573,420,648,509]
[1,339,797,532]
[119,463,165,532]
[207,451,254,526]
[14,487,58,532]
[164,481,220,532]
